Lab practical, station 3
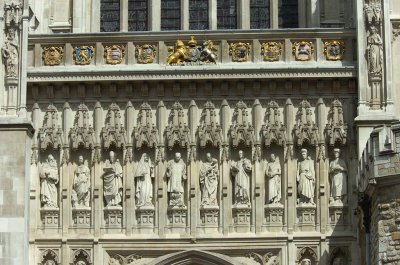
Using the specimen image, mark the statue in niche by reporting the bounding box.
[134,153,154,207]
[367,25,383,74]
[2,28,18,78]
[199,153,219,206]
[166,152,187,207]
[231,150,252,206]
[102,151,123,207]
[296,149,315,205]
[332,256,345,265]
[71,155,90,208]
[329,148,348,204]
[265,154,281,204]
[300,258,312,265]
[40,154,59,208]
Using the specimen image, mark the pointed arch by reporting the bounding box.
[148,250,242,265]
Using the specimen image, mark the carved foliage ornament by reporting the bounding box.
[104,45,126,65]
[165,102,190,149]
[43,46,64,66]
[39,104,63,150]
[166,36,217,66]
[230,101,255,147]
[40,249,60,265]
[136,44,156,64]
[293,41,314,61]
[248,252,279,265]
[133,102,158,149]
[229,42,251,62]
[261,42,283,62]
[262,100,286,147]
[197,101,222,148]
[324,41,345,61]
[73,46,94,65]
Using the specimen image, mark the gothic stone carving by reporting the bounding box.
[197,101,222,148]
[71,155,91,208]
[367,25,383,75]
[101,103,126,149]
[39,104,63,149]
[42,46,64,66]
[40,249,60,265]
[262,100,286,147]
[297,148,315,205]
[324,41,345,61]
[293,41,314,61]
[71,249,92,265]
[104,45,125,65]
[133,102,158,149]
[294,100,318,146]
[4,1,22,28]
[329,148,348,204]
[261,42,283,62]
[297,246,318,265]
[166,152,187,208]
[108,254,141,265]
[165,102,190,149]
[70,103,95,149]
[329,247,348,265]
[231,150,252,206]
[2,29,19,77]
[40,154,59,208]
[266,154,282,204]
[229,42,250,62]
[199,153,219,207]
[248,252,280,265]
[73,46,94,65]
[136,44,156,64]
[102,151,123,207]
[134,153,154,207]
[166,36,217,65]
[325,99,347,146]
[230,101,255,148]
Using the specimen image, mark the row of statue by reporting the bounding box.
[39,148,348,210]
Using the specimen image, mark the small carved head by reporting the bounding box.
[174,152,181,162]
[109,151,116,163]
[78,155,84,165]
[270,153,276,162]
[143,153,149,162]
[301,258,312,265]
[333,148,340,158]
[206,152,212,162]
[301,148,308,159]
[238,150,244,159]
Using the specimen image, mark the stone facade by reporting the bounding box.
[0,0,399,264]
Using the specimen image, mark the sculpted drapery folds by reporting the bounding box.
[199,153,219,206]
[40,154,59,208]
[166,152,187,207]
[297,148,315,205]
[266,154,281,204]
[367,25,383,75]
[231,150,252,205]
[134,153,154,207]
[2,30,18,77]
[71,156,90,208]
[329,148,348,204]
[102,151,123,207]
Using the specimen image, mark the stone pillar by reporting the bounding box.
[209,0,217,30]
[270,0,279,29]
[239,0,250,29]
[150,0,161,31]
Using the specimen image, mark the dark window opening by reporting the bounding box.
[161,0,181,31]
[279,0,299,28]
[217,0,237,29]
[128,0,148,31]
[189,0,209,30]
[100,0,121,32]
[250,0,270,29]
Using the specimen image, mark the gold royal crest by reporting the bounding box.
[104,45,126,65]
[136,44,156,64]
[324,40,345,61]
[261,42,283,62]
[73,46,94,65]
[42,46,64,66]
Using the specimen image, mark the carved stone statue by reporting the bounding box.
[102,151,123,207]
[40,154,59,208]
[329,148,347,204]
[71,156,90,208]
[367,26,383,74]
[265,154,281,204]
[134,153,154,207]
[199,153,219,206]
[300,258,312,265]
[166,152,187,207]
[296,149,315,205]
[2,29,18,78]
[231,150,252,205]
[332,256,344,265]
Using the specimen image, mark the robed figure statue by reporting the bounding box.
[134,153,154,207]
[166,152,187,207]
[231,150,252,205]
[296,148,315,205]
[265,154,281,204]
[102,151,123,207]
[329,148,348,204]
[72,155,90,208]
[40,154,59,208]
[199,153,219,206]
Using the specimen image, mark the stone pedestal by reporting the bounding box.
[136,205,155,234]
[104,206,123,227]
[199,205,219,234]
[232,204,251,233]
[72,207,91,227]
[329,203,348,228]
[40,207,60,227]
[263,203,284,232]
[296,204,316,231]
[165,206,187,234]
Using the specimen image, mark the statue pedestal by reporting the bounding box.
[165,206,187,234]
[72,206,91,227]
[232,204,251,233]
[329,202,348,229]
[199,205,219,234]
[296,203,316,231]
[104,206,123,228]
[135,205,155,234]
[263,203,284,232]
[40,207,59,228]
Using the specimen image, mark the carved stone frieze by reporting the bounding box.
[104,45,125,65]
[294,100,319,146]
[39,104,63,150]
[197,101,222,148]
[42,46,64,66]
[229,42,251,62]
[325,100,347,146]
[261,42,283,62]
[165,102,190,149]
[133,102,158,149]
[230,101,255,148]
[70,103,95,149]
[262,100,286,147]
[136,44,157,64]
[101,103,126,149]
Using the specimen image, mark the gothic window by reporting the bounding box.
[189,0,209,30]
[278,0,298,28]
[100,0,121,32]
[250,0,270,29]
[217,0,237,29]
[161,0,181,31]
[128,0,149,31]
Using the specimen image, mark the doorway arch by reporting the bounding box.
[148,250,242,265]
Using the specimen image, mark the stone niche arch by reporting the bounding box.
[148,250,242,265]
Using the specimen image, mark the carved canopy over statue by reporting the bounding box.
[231,150,252,206]
[40,154,59,208]
[166,152,187,207]
[199,153,219,206]
[102,151,123,207]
